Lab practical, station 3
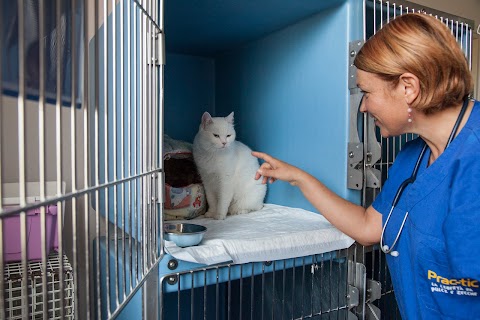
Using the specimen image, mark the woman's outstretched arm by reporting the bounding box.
[252,151,382,246]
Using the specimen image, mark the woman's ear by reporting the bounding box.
[399,73,420,105]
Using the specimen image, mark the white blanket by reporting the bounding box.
[164,204,354,265]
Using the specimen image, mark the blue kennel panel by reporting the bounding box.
[164,0,364,213]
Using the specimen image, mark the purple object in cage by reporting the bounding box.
[2,205,59,263]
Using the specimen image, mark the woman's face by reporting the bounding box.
[356,69,409,137]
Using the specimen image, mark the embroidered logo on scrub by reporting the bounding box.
[428,270,479,296]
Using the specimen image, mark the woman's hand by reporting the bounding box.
[252,151,304,186]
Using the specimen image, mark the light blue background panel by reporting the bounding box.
[215,5,352,211]
[164,0,361,213]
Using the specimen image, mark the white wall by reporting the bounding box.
[409,0,480,98]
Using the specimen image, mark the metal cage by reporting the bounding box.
[3,254,74,319]
[0,0,474,319]
[350,1,475,319]
[0,0,163,318]
[159,249,356,320]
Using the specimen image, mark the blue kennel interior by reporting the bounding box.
[93,0,365,318]
[163,0,363,211]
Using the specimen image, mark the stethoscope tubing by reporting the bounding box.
[380,145,427,255]
[381,206,408,255]
[380,97,470,256]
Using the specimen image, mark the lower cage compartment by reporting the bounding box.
[160,253,351,320]
[96,228,358,319]
[3,253,75,319]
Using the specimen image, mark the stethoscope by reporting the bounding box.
[380,97,470,257]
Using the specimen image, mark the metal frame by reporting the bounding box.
[0,0,164,318]
[348,1,475,318]
[2,0,472,319]
[3,254,74,319]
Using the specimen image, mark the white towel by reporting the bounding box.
[164,204,354,265]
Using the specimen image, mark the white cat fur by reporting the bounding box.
[193,111,266,220]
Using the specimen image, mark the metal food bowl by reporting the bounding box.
[164,223,207,247]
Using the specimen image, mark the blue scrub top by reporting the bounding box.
[373,100,480,319]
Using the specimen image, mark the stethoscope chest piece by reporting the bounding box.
[382,245,399,257]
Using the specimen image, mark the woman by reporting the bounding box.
[253,13,479,319]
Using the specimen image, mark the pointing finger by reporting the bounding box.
[252,151,275,164]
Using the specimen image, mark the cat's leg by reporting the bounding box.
[204,183,233,220]
[204,187,218,219]
[212,185,234,220]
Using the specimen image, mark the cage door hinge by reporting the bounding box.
[348,40,364,90]
[347,40,381,190]
[365,279,382,319]
[347,40,364,190]
[364,116,381,189]
[347,285,360,308]
[366,303,381,320]
[148,28,166,66]
[156,171,164,204]
[348,311,360,320]
[348,260,367,319]
[347,90,364,190]
[366,279,381,303]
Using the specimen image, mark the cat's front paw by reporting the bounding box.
[205,210,226,220]
[229,209,251,216]
[204,210,216,218]
[204,210,221,219]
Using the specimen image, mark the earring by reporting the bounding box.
[407,108,412,123]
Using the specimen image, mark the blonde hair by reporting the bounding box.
[354,13,473,114]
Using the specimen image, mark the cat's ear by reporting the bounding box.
[226,112,234,124]
[201,112,213,129]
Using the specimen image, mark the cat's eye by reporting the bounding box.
[227,135,231,138]
[213,134,219,138]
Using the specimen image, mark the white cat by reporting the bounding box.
[193,111,266,220]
